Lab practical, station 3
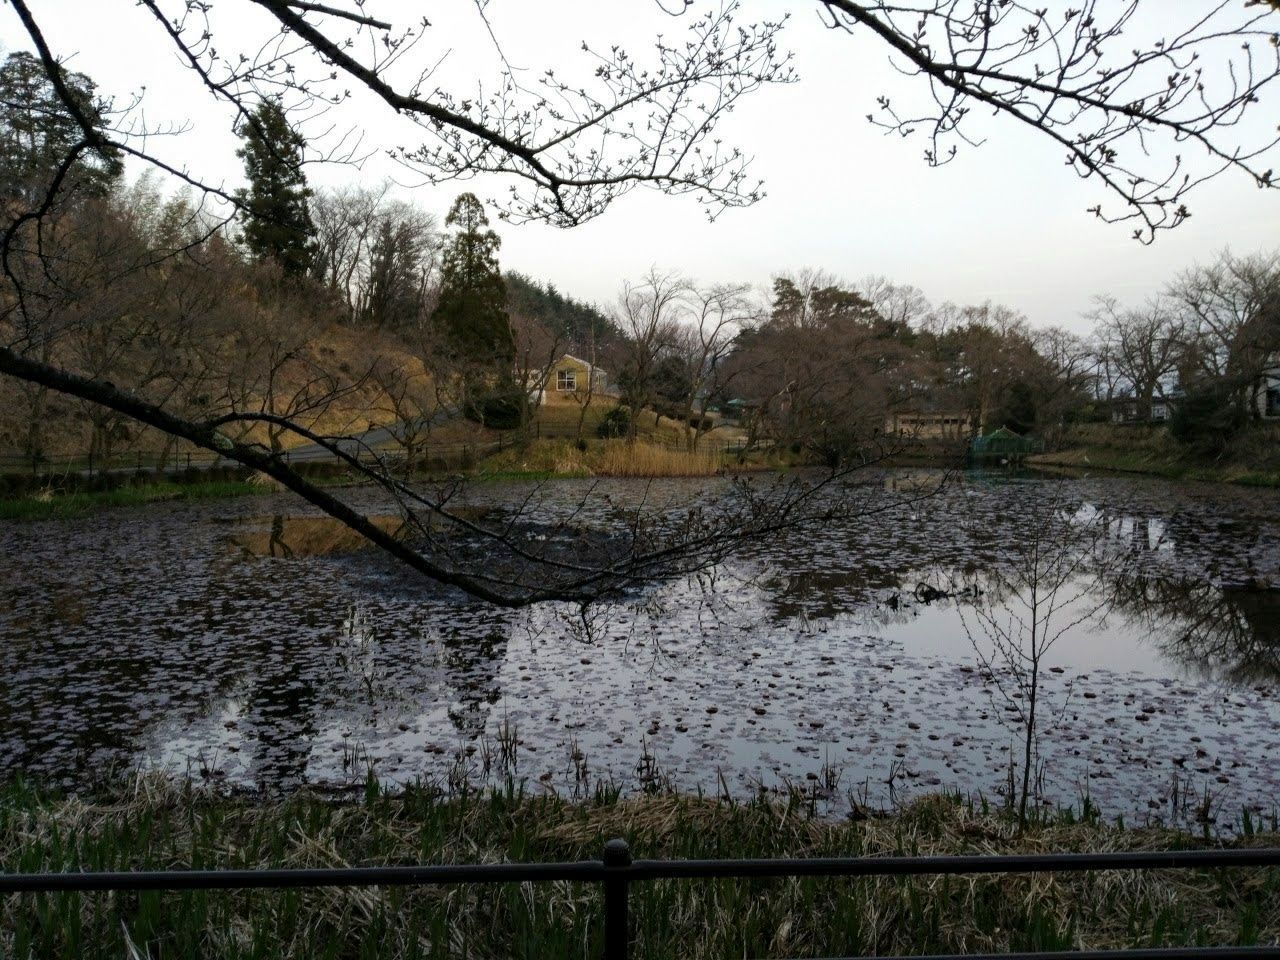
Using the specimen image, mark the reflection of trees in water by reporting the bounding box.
[268,514,293,558]
[6,478,1275,792]
[321,602,514,753]
[762,565,903,624]
[437,628,509,740]
[747,487,1279,695]
[1101,573,1280,684]
[241,641,321,792]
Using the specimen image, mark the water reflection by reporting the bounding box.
[229,514,405,558]
[1,473,1278,824]
[1104,575,1280,684]
[438,628,510,739]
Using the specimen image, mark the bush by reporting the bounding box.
[991,380,1037,435]
[1170,384,1247,455]
[466,387,528,430]
[596,405,631,439]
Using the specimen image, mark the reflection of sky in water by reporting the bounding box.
[853,571,1233,679]
[1,471,1278,829]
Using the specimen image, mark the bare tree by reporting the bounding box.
[942,489,1122,826]
[3,1,1276,239]
[1168,249,1280,417]
[366,347,438,474]
[509,311,566,441]
[821,1,1280,240]
[1088,295,1184,420]
[310,183,387,319]
[858,276,932,332]
[614,269,687,440]
[671,282,755,451]
[570,326,603,442]
[311,184,440,327]
[211,268,362,457]
[1030,325,1096,446]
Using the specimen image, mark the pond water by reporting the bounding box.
[1,470,1278,830]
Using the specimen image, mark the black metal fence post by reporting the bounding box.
[602,837,632,960]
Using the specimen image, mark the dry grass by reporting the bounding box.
[528,400,612,436]
[2,776,1278,959]
[0,323,428,461]
[479,439,727,478]
[591,440,722,477]
[477,439,593,477]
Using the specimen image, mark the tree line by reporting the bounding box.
[1089,252,1280,451]
[607,254,1278,462]
[4,49,1278,474]
[2,2,1278,607]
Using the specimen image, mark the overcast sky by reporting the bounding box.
[4,1,1278,333]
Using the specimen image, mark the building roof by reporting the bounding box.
[555,354,606,374]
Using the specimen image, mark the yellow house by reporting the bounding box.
[529,354,613,405]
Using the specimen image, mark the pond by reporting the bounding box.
[1,470,1277,830]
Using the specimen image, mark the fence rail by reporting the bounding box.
[4,841,1279,960]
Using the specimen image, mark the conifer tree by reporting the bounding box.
[234,99,316,277]
[0,51,121,206]
[432,193,512,366]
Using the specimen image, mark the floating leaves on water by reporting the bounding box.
[0,473,1277,830]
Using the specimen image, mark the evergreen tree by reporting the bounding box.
[504,270,618,346]
[432,193,512,366]
[234,99,316,276]
[991,379,1038,435]
[0,51,122,206]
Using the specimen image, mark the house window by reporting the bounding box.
[556,369,577,391]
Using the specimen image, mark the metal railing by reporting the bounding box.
[3,841,1279,960]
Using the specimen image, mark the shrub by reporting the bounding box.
[1170,384,1247,455]
[466,386,528,430]
[596,405,631,439]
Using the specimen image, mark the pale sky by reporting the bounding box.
[4,1,1278,333]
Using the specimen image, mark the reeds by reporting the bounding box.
[590,440,722,477]
[2,776,1278,959]
[479,439,727,479]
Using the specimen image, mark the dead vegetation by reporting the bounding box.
[2,776,1278,959]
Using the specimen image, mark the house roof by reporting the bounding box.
[984,426,1023,440]
[556,353,606,374]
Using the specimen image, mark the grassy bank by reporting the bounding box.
[0,479,265,521]
[1032,423,1280,487]
[3,778,1278,959]
[0,441,743,521]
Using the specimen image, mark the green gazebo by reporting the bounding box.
[968,426,1042,464]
